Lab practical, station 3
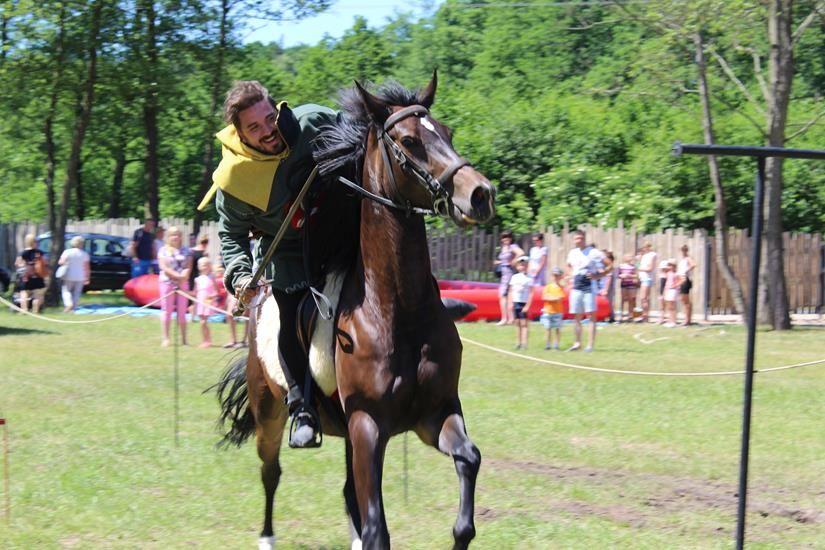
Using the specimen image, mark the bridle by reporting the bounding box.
[338,104,469,218]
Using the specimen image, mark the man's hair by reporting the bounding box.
[224,80,271,127]
[533,232,544,241]
[572,229,585,238]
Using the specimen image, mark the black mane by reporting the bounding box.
[313,81,429,176]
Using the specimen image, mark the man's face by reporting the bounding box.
[145,220,155,232]
[573,233,585,248]
[237,99,285,155]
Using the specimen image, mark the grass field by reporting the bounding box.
[0,301,823,549]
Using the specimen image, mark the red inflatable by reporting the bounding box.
[123,275,611,321]
[438,279,611,322]
[123,274,161,307]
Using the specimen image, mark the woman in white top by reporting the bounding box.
[677,244,697,325]
[58,235,91,312]
[637,242,657,322]
[527,233,548,286]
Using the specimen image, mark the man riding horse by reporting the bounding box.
[198,80,339,448]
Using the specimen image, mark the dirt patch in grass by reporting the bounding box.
[484,457,824,533]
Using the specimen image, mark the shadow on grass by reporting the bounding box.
[0,324,56,336]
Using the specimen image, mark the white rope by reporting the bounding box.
[176,290,233,316]
[0,291,175,324]
[460,336,825,377]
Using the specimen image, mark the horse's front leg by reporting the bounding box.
[344,438,363,549]
[348,410,389,549]
[420,405,481,550]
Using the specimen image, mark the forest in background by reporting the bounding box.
[1,0,823,233]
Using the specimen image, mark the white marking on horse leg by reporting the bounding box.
[351,539,362,550]
[258,535,276,550]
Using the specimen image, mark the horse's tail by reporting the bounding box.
[211,353,256,447]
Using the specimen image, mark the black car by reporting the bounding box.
[36,232,132,291]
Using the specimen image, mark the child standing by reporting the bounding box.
[663,259,679,328]
[541,267,566,350]
[194,256,219,348]
[509,256,533,349]
[618,254,639,322]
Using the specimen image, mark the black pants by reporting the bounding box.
[272,288,308,400]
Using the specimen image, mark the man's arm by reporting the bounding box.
[216,192,254,297]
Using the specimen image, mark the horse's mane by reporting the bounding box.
[313,81,428,176]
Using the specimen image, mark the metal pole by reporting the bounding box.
[173,303,180,448]
[735,156,766,549]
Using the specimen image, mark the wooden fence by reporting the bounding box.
[2,219,823,316]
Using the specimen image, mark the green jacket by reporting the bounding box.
[216,104,337,295]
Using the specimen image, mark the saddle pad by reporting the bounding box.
[255,271,344,396]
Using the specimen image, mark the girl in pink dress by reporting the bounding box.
[157,226,192,347]
[194,256,219,348]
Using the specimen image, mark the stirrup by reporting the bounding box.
[288,407,322,449]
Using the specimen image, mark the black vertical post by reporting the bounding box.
[819,244,824,316]
[736,157,766,549]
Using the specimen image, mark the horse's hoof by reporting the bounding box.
[258,535,276,550]
[351,539,362,550]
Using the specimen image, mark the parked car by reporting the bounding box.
[36,232,132,291]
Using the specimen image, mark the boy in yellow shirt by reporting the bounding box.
[541,267,566,350]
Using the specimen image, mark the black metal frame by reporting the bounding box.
[672,142,825,549]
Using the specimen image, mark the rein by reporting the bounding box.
[338,104,469,218]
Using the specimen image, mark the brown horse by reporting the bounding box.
[215,72,495,549]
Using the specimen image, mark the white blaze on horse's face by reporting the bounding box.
[420,117,437,133]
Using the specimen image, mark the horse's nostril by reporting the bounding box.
[470,187,489,210]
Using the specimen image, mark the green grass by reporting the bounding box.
[0,306,823,549]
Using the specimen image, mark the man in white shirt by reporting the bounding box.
[566,230,603,352]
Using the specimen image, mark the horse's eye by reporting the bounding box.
[400,136,421,149]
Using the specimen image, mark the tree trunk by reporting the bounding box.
[192,0,230,235]
[760,0,794,329]
[43,4,67,235]
[47,0,103,305]
[107,146,126,218]
[693,32,747,320]
[140,0,160,221]
[75,156,85,220]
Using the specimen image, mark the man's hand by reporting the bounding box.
[234,276,259,310]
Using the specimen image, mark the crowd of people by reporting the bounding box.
[495,229,697,352]
[135,221,247,349]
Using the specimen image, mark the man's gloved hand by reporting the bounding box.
[234,275,259,310]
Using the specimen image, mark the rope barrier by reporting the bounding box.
[2,291,822,377]
[0,291,176,324]
[459,336,825,377]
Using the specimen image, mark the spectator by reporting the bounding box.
[129,218,156,277]
[151,226,165,274]
[14,233,48,313]
[494,230,524,326]
[656,260,670,324]
[57,235,90,312]
[216,263,246,349]
[541,267,566,350]
[599,250,616,323]
[637,242,657,322]
[677,244,697,326]
[566,229,603,352]
[194,256,218,348]
[188,233,210,291]
[157,226,192,347]
[617,254,639,322]
[509,256,533,349]
[527,233,548,286]
[662,259,679,327]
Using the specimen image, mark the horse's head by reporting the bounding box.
[354,72,496,226]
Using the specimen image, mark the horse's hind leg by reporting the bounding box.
[344,438,363,549]
[419,405,481,550]
[349,410,390,549]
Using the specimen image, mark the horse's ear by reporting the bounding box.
[355,80,389,124]
[419,69,437,109]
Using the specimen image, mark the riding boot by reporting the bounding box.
[273,288,321,448]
